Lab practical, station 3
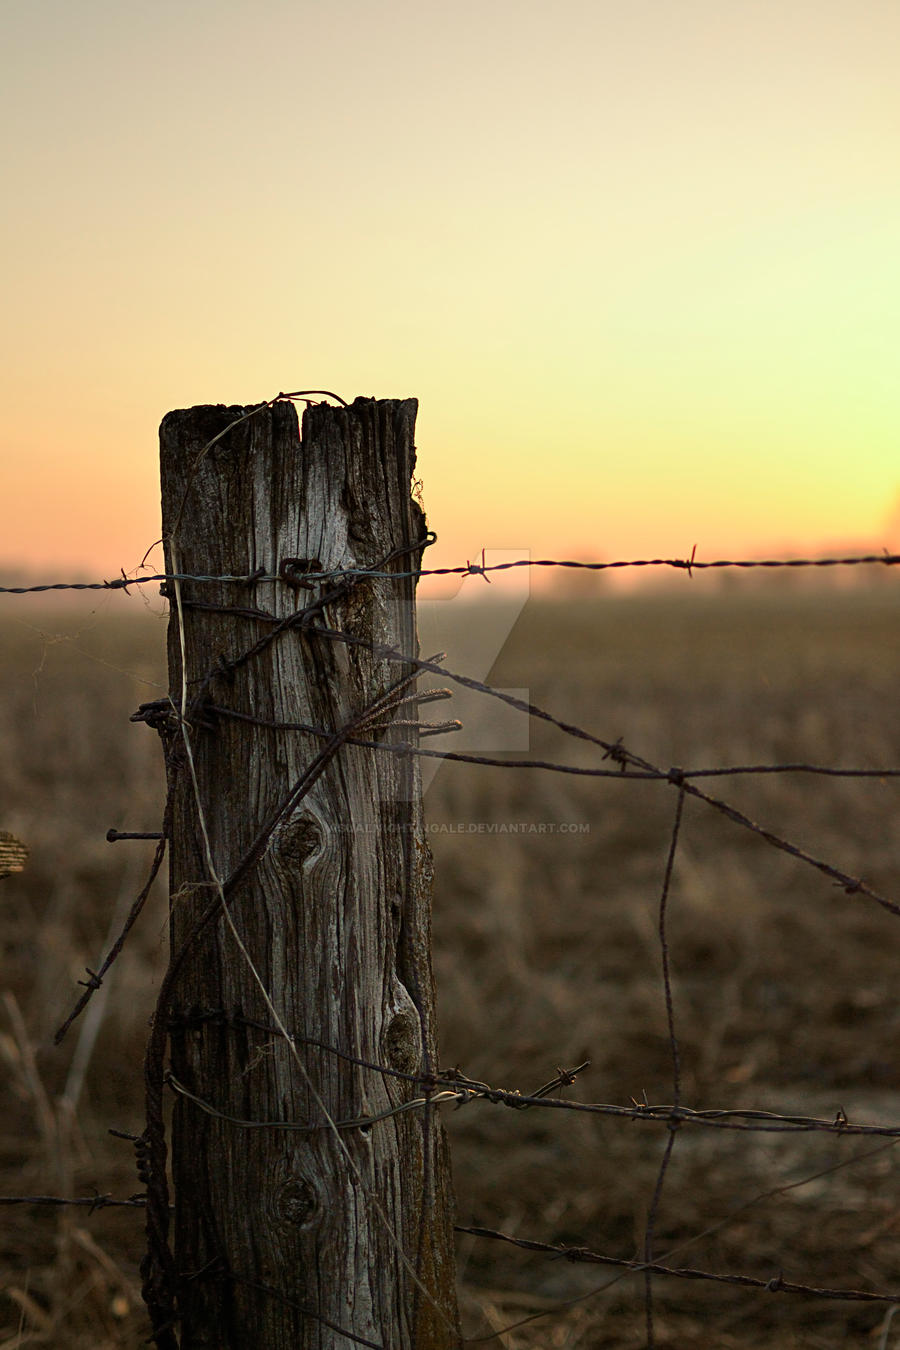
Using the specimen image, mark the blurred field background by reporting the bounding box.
[1,579,899,1348]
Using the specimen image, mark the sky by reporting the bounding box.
[2,0,899,585]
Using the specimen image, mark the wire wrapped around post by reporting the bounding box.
[150,398,460,1349]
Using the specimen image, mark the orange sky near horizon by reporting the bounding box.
[2,0,899,585]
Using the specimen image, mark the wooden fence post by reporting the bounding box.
[153,397,460,1348]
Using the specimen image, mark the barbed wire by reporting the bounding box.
[447,1132,900,1343]
[0,1192,147,1210]
[217,616,900,922]
[57,633,900,1060]
[4,530,900,1347]
[454,1225,900,1307]
[2,547,899,593]
[202,705,900,781]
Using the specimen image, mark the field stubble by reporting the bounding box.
[0,586,898,1347]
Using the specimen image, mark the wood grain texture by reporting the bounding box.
[159,398,459,1348]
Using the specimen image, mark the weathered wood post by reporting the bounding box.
[154,397,459,1347]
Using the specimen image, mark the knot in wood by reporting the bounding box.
[274,1176,318,1230]
[274,812,323,866]
[382,1005,421,1077]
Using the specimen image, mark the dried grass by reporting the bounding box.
[1,588,899,1346]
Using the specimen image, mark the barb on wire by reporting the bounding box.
[300,629,900,920]
[294,548,900,581]
[0,571,273,595]
[456,1225,900,1306]
[163,1017,900,1138]
[203,703,900,782]
[138,550,462,1347]
[106,829,166,842]
[140,674,435,1339]
[461,1135,900,1344]
[439,1080,900,1137]
[13,510,899,1346]
[157,1016,900,1142]
[0,1193,146,1210]
[54,829,168,1044]
[3,547,899,593]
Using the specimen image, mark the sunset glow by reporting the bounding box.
[2,0,898,581]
